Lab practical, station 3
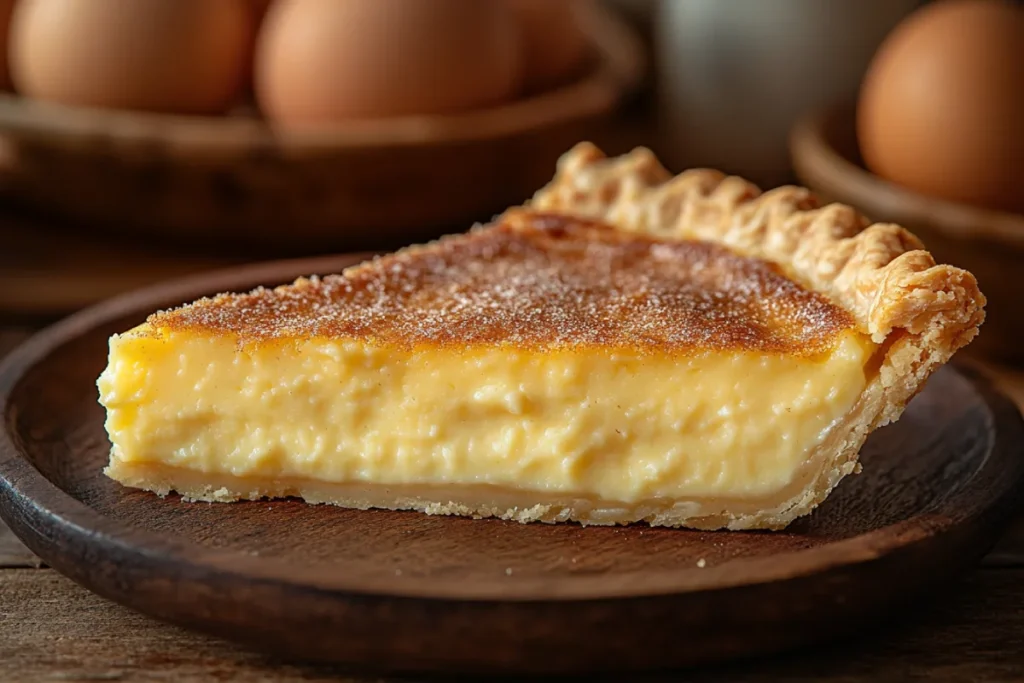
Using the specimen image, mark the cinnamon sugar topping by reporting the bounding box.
[151,213,856,355]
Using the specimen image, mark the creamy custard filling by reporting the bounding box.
[100,326,875,505]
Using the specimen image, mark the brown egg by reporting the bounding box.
[256,0,521,124]
[508,0,590,92]
[858,0,1024,213]
[10,0,253,114]
[0,0,16,90]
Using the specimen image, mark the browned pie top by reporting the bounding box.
[149,212,857,355]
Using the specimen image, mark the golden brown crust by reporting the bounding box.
[148,211,855,356]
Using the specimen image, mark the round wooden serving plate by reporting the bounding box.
[2,256,1024,675]
[0,4,644,253]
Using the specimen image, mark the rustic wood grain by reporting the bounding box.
[683,568,1024,683]
[2,258,1024,675]
[2,567,1023,682]
[0,569,357,683]
[0,530,40,568]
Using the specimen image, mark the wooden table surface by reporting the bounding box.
[2,326,1024,682]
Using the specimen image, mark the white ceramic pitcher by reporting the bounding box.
[656,0,922,187]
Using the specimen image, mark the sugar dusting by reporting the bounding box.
[152,214,854,354]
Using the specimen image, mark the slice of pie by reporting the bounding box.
[97,143,985,530]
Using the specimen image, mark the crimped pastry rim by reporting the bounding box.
[527,142,986,352]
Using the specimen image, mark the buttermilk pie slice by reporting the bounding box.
[97,143,985,530]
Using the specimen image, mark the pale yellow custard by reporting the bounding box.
[101,327,874,523]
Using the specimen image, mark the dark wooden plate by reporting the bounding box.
[1,255,1023,675]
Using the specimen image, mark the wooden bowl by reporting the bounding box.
[791,104,1024,364]
[0,3,644,254]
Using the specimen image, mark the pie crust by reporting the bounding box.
[100,143,986,531]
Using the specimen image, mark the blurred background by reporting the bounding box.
[0,0,1021,359]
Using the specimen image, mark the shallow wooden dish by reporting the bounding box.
[0,4,644,254]
[790,104,1024,364]
[1,255,1023,675]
